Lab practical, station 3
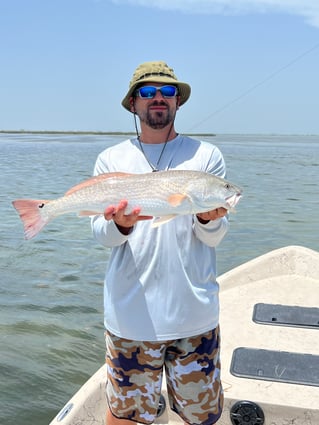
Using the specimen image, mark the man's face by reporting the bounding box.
[131,83,180,130]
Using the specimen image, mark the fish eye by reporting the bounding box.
[224,183,231,189]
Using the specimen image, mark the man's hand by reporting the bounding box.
[196,207,228,224]
[104,200,152,235]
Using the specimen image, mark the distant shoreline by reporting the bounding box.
[0,130,134,135]
[0,130,216,137]
[1,130,318,136]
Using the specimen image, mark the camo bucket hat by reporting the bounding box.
[121,61,191,112]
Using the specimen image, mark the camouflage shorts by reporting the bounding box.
[104,327,223,425]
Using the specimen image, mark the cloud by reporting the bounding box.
[111,0,319,28]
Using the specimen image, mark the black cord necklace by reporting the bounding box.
[133,113,175,172]
[137,136,169,172]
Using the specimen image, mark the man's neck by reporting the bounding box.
[139,125,177,144]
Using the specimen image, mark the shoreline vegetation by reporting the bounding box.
[1,130,318,137]
[0,130,216,137]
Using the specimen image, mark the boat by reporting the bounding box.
[49,245,319,425]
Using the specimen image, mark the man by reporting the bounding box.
[91,61,228,425]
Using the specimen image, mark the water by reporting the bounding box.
[1,133,318,425]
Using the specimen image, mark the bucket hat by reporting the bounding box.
[121,61,191,112]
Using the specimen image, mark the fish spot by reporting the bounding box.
[38,203,45,209]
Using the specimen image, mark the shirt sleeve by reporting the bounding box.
[193,215,229,247]
[91,214,132,247]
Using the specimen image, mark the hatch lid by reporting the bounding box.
[231,347,319,387]
[253,303,319,329]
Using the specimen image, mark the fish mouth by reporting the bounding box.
[225,193,242,209]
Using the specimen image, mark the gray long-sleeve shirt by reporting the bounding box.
[91,135,229,341]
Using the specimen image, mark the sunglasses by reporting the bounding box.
[135,85,178,99]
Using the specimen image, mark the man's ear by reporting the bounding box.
[176,96,181,110]
[130,97,136,114]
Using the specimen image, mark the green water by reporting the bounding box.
[1,133,318,425]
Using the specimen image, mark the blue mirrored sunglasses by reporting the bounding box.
[135,85,178,99]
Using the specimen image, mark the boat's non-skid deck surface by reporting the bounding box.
[218,246,319,422]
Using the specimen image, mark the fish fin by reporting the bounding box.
[151,215,177,228]
[12,199,51,240]
[65,172,132,196]
[78,210,101,217]
[167,193,188,207]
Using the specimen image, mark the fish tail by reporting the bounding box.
[12,199,51,240]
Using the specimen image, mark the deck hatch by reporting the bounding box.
[231,347,319,387]
[253,303,319,329]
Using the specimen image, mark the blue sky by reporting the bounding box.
[1,0,318,134]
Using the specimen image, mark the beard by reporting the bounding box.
[139,101,175,129]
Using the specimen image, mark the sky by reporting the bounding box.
[1,0,319,134]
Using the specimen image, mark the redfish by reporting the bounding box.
[12,170,242,240]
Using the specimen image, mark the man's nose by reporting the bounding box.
[153,89,165,99]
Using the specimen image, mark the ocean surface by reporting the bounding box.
[1,133,318,425]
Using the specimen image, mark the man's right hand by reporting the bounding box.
[104,200,152,235]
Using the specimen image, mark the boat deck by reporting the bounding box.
[50,246,319,425]
[218,245,319,424]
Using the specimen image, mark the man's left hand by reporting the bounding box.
[196,207,228,224]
